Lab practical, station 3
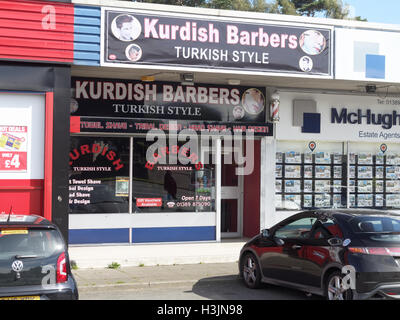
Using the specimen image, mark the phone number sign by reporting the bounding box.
[0,126,28,172]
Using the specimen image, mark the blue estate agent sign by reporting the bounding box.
[102,9,332,76]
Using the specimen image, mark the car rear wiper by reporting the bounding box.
[15,255,39,259]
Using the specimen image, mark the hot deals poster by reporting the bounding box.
[0,126,28,172]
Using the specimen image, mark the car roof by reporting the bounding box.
[0,214,54,227]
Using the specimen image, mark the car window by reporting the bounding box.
[311,218,343,239]
[274,217,317,239]
[349,216,400,233]
[0,229,64,260]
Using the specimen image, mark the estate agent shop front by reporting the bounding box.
[274,92,400,225]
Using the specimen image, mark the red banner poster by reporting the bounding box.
[0,126,28,172]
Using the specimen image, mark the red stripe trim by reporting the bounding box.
[44,92,53,221]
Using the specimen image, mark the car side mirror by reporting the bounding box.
[262,229,270,238]
[327,237,343,247]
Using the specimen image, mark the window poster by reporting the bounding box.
[358,166,373,179]
[285,151,301,164]
[333,180,342,193]
[349,194,356,207]
[276,165,282,178]
[304,166,313,178]
[0,125,28,172]
[276,152,283,163]
[333,153,342,164]
[315,152,331,164]
[334,166,342,178]
[115,176,129,196]
[376,180,384,193]
[275,180,282,193]
[304,153,313,164]
[358,153,373,165]
[304,180,313,193]
[304,195,313,207]
[387,154,400,165]
[285,180,301,193]
[358,194,373,207]
[283,194,301,209]
[358,180,373,193]
[315,194,330,207]
[349,153,356,164]
[315,166,331,178]
[387,194,400,208]
[376,194,384,207]
[386,166,398,180]
[285,165,301,178]
[376,154,384,165]
[349,180,355,193]
[315,180,330,193]
[349,166,355,178]
[376,166,384,179]
[386,180,400,193]
[333,194,343,207]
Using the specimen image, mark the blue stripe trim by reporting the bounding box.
[74,16,101,26]
[74,34,101,44]
[69,228,130,244]
[74,42,100,51]
[132,227,216,243]
[74,6,101,18]
[73,5,101,66]
[74,25,100,35]
[74,60,102,66]
[74,51,100,60]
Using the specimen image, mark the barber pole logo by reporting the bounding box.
[380,144,387,154]
[270,100,279,122]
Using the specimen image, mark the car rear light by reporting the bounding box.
[348,247,400,256]
[56,252,68,283]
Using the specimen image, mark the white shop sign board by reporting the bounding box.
[277,92,400,143]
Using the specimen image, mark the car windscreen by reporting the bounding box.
[0,228,64,260]
[349,215,400,243]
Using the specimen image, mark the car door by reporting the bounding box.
[260,215,317,284]
[300,218,344,288]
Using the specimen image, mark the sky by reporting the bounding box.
[344,0,400,25]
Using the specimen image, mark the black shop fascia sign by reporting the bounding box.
[102,9,332,76]
[70,77,272,136]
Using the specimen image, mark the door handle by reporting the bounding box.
[292,245,302,250]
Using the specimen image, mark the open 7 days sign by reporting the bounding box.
[0,126,28,172]
[102,8,332,76]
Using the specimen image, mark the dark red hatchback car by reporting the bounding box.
[0,214,78,300]
[239,209,400,300]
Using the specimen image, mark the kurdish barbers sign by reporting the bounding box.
[102,8,332,76]
[72,77,266,123]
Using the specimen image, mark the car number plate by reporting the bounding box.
[0,295,40,300]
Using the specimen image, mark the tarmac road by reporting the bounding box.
[73,262,323,300]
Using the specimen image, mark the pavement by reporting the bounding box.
[68,239,248,269]
[72,262,240,293]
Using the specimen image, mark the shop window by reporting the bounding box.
[69,137,130,213]
[276,141,400,211]
[275,141,346,211]
[132,138,215,213]
[348,143,400,209]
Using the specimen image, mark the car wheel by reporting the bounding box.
[241,252,261,289]
[325,271,353,300]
